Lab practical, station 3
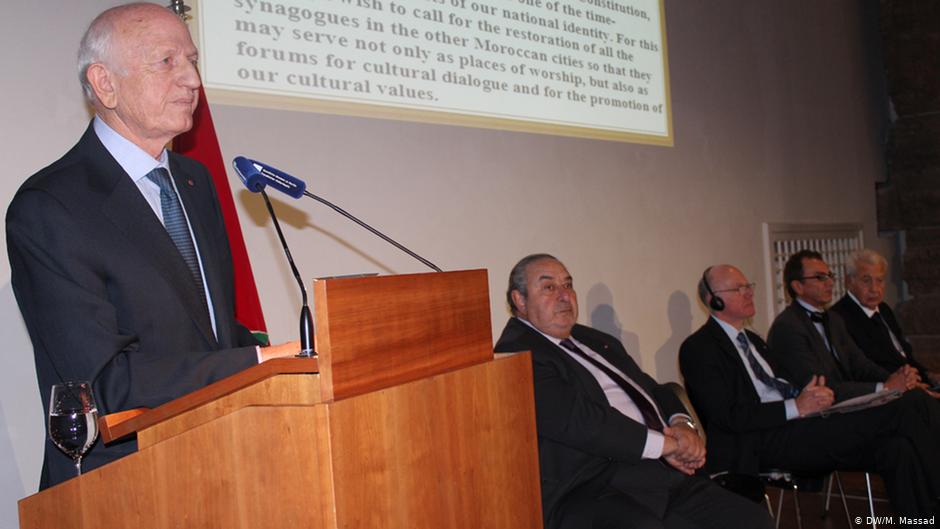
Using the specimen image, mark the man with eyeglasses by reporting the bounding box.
[767,249,921,402]
[831,249,938,386]
[495,254,774,529]
[680,264,940,517]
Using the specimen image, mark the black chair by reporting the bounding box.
[664,382,818,529]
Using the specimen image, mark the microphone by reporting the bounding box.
[232,158,314,357]
[233,156,305,198]
[233,157,442,273]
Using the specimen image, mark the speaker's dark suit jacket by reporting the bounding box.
[767,302,888,402]
[830,295,926,379]
[494,318,689,528]
[6,123,260,489]
[679,316,940,516]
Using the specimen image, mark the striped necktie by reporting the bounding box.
[145,167,209,315]
[736,332,799,399]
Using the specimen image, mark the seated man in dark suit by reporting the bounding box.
[831,248,938,386]
[494,254,772,529]
[767,249,920,402]
[680,264,940,517]
[6,3,299,489]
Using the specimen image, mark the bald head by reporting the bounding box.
[79,2,201,157]
[78,3,186,103]
[699,264,756,329]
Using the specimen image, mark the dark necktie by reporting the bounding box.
[871,311,906,358]
[559,338,664,432]
[735,332,799,398]
[145,167,209,315]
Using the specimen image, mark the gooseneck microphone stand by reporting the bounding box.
[260,189,315,357]
[301,190,442,273]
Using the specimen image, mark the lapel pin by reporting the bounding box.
[187,179,195,187]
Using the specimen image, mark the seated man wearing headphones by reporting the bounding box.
[679,264,940,518]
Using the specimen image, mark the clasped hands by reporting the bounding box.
[662,420,705,475]
[795,375,834,416]
[884,365,939,397]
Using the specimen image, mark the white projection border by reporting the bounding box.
[194,0,672,145]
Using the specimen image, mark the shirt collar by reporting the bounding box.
[517,317,573,349]
[94,116,169,184]
[847,291,878,318]
[711,315,747,344]
[796,298,824,315]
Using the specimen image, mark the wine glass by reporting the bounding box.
[48,381,99,477]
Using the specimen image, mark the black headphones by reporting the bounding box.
[701,266,725,311]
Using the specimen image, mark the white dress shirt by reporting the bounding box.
[712,316,799,420]
[518,318,686,459]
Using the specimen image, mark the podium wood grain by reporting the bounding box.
[100,357,320,443]
[314,269,492,401]
[19,355,541,529]
[328,354,543,529]
[21,270,542,529]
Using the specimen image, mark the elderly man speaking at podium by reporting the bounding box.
[6,2,298,489]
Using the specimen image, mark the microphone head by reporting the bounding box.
[251,159,306,199]
[233,156,266,192]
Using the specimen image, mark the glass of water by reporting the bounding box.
[48,381,99,477]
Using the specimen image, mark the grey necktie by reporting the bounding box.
[145,167,209,315]
[736,332,799,399]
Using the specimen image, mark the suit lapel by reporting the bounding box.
[705,318,765,399]
[793,304,830,354]
[705,317,741,363]
[82,131,217,347]
[879,303,912,355]
[572,328,641,384]
[168,156,229,347]
[569,326,663,411]
[513,322,620,403]
[843,299,886,354]
[790,304,846,379]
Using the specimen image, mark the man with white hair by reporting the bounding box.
[6,2,298,489]
[831,248,936,384]
[495,254,774,529]
[681,264,940,518]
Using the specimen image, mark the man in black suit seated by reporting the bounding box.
[767,249,921,402]
[6,3,299,488]
[831,248,938,386]
[494,254,772,529]
[680,264,940,517]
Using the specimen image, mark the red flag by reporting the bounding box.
[174,86,268,334]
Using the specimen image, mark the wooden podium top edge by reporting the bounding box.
[100,357,320,443]
[313,268,486,283]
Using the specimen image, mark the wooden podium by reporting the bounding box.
[18,270,543,529]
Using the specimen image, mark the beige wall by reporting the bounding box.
[0,1,893,524]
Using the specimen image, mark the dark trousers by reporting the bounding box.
[555,460,774,529]
[757,390,940,517]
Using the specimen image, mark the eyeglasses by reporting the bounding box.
[712,283,756,295]
[800,272,835,282]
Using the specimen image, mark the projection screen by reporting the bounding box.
[195,0,672,145]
